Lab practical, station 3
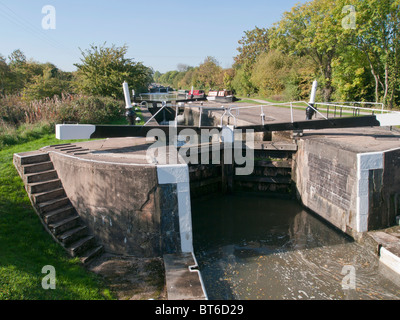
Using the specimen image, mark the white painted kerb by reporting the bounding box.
[56,124,96,140]
[157,164,193,253]
[380,247,400,275]
[376,113,400,127]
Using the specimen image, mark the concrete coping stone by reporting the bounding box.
[163,253,207,300]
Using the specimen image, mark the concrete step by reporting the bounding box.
[65,147,87,153]
[49,215,81,236]
[28,179,61,194]
[38,197,70,213]
[20,153,50,165]
[80,246,104,265]
[42,205,75,224]
[58,145,78,151]
[163,253,207,300]
[50,143,73,149]
[58,225,89,247]
[25,170,58,184]
[68,235,96,257]
[23,161,54,174]
[32,188,65,204]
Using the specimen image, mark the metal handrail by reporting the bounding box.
[142,99,396,128]
[143,101,167,126]
[314,102,391,115]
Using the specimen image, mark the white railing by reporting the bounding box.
[141,99,398,129]
[224,100,396,127]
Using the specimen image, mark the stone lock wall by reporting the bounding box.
[49,152,165,257]
[294,138,400,237]
[293,139,359,234]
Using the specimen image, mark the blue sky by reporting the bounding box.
[0,0,305,73]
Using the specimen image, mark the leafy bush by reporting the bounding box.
[53,95,124,124]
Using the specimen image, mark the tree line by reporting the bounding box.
[155,0,400,108]
[0,44,153,101]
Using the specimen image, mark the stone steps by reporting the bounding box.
[43,205,75,224]
[28,179,63,195]
[25,170,58,184]
[38,197,70,213]
[32,187,66,204]
[23,161,54,174]
[13,151,104,265]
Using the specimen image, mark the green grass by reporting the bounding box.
[236,99,265,105]
[0,133,114,300]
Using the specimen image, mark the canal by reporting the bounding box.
[192,193,400,300]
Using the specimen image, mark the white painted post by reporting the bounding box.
[199,106,203,128]
[175,103,179,128]
[156,165,193,253]
[123,81,132,109]
[260,106,265,126]
[290,102,294,123]
[309,80,318,105]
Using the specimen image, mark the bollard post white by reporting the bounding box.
[309,80,318,105]
[123,81,132,110]
[290,102,294,123]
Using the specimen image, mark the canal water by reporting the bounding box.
[191,194,400,300]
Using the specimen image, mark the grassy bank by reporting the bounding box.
[0,133,114,300]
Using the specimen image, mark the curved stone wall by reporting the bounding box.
[47,151,162,257]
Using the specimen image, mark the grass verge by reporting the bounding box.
[0,133,114,300]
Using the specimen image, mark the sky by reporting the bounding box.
[0,0,305,73]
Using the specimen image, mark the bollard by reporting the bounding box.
[306,80,318,120]
[123,81,136,125]
[306,106,315,120]
[126,107,136,125]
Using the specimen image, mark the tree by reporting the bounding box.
[179,68,195,89]
[341,0,400,106]
[331,46,374,102]
[251,50,292,96]
[193,56,223,89]
[223,69,235,91]
[250,50,315,100]
[74,43,153,98]
[232,27,269,97]
[271,0,343,101]
[234,27,270,69]
[231,66,257,96]
[153,71,162,83]
[22,65,72,101]
[8,49,26,68]
[0,55,12,94]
